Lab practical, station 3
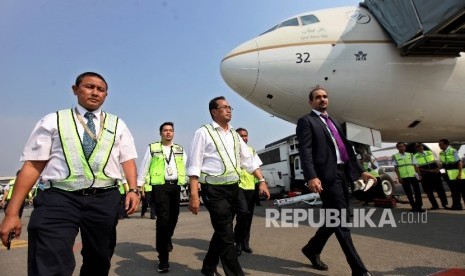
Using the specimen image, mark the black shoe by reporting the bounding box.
[150,216,157,220]
[167,240,173,252]
[353,271,373,276]
[241,244,253,254]
[201,266,222,276]
[157,262,169,273]
[301,245,328,271]
[429,206,439,210]
[443,206,452,210]
[235,243,242,256]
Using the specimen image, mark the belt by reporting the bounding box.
[52,187,117,196]
[337,163,347,171]
[165,179,178,185]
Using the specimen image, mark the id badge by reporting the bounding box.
[167,167,173,176]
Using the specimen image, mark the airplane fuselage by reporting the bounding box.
[221,6,465,143]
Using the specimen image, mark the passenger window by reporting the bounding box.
[278,18,299,28]
[300,14,319,25]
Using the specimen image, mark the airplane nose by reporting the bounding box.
[220,39,259,99]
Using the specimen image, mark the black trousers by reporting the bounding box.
[151,184,180,262]
[28,187,120,276]
[420,172,448,208]
[234,188,255,247]
[118,193,128,218]
[141,190,156,218]
[306,166,368,275]
[446,178,464,209]
[401,177,423,210]
[201,183,244,276]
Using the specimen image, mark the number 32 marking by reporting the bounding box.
[296,52,310,63]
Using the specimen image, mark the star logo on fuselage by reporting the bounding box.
[355,51,367,61]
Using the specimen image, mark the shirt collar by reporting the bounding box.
[313,109,327,117]
[75,104,102,118]
[211,121,232,132]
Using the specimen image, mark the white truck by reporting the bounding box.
[257,135,306,198]
[257,135,397,199]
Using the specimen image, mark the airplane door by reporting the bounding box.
[294,156,304,180]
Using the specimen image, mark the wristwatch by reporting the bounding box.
[258,178,266,183]
[127,188,140,197]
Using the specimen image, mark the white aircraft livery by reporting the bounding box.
[220,6,465,147]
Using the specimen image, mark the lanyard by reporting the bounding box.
[74,107,104,142]
[163,146,174,165]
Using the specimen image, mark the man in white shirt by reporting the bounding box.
[187,96,270,276]
[137,122,187,273]
[0,72,140,275]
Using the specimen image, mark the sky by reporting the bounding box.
[0,0,364,176]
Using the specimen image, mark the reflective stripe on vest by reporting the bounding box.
[148,142,186,185]
[440,147,465,180]
[239,146,257,190]
[393,153,416,178]
[414,150,436,167]
[363,162,379,178]
[52,109,117,191]
[199,124,241,185]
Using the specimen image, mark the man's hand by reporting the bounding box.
[361,172,377,185]
[307,178,323,193]
[259,182,270,200]
[189,193,200,215]
[125,191,140,215]
[0,214,22,248]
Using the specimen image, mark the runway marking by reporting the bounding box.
[430,268,465,276]
[0,239,28,250]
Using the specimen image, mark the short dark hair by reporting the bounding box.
[209,96,226,118]
[309,87,326,100]
[159,122,174,133]
[236,127,247,133]
[396,142,406,147]
[439,139,449,146]
[75,72,108,90]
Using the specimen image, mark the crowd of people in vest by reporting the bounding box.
[385,141,464,212]
[1,72,463,276]
[0,73,270,276]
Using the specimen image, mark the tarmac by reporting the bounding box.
[1,194,464,276]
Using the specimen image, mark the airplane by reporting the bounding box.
[220,5,465,154]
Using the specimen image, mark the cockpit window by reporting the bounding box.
[260,24,278,35]
[278,18,299,28]
[300,14,319,25]
[259,17,301,36]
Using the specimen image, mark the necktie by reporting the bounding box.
[320,114,349,162]
[83,112,96,159]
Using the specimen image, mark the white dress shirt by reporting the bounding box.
[186,121,259,178]
[20,104,138,182]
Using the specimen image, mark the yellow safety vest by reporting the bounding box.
[239,146,258,190]
[53,109,118,191]
[118,180,127,194]
[143,182,152,192]
[439,147,465,180]
[414,150,436,167]
[393,152,416,178]
[363,162,379,178]
[148,142,186,185]
[6,178,15,200]
[199,124,241,185]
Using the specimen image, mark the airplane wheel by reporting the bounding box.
[380,175,395,196]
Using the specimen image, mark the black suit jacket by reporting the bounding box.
[296,111,363,189]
